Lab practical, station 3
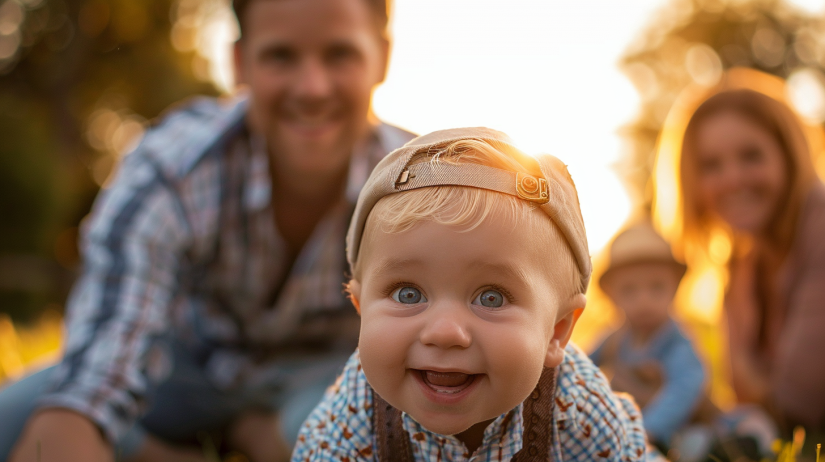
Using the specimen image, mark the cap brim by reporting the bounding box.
[598,259,687,292]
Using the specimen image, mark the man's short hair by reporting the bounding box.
[232,0,391,40]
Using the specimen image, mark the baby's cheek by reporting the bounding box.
[359,318,414,410]
[359,315,409,372]
[485,331,546,395]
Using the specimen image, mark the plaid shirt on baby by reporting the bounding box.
[292,344,650,462]
[37,95,415,443]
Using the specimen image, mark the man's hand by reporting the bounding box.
[9,409,113,462]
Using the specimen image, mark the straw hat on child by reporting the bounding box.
[599,224,687,291]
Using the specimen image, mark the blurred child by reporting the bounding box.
[590,224,705,450]
[291,128,653,461]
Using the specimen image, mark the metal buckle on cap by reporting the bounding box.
[516,173,549,204]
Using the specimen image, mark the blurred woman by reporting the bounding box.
[678,88,825,433]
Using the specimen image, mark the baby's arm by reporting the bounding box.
[588,329,623,367]
[291,351,377,462]
[640,336,704,444]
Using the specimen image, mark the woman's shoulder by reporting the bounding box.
[792,184,825,260]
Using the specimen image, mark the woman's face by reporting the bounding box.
[693,111,788,234]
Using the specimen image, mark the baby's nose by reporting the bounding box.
[418,305,472,349]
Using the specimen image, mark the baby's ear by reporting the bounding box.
[544,293,586,368]
[345,279,362,315]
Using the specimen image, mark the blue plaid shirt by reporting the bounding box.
[37,95,415,443]
[292,344,652,462]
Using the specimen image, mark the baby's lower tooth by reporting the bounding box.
[436,388,460,394]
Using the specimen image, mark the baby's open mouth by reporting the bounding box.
[418,370,478,394]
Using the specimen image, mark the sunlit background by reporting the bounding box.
[2,0,825,415]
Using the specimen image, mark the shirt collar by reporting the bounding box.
[400,404,524,458]
[243,126,383,213]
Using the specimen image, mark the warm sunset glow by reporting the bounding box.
[196,0,673,253]
[373,0,671,253]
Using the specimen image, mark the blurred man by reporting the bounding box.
[2,0,413,461]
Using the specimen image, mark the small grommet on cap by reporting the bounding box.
[516,173,549,204]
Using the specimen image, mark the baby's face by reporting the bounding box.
[353,208,577,438]
[603,262,680,335]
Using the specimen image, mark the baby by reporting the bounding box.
[292,128,649,461]
[590,224,705,450]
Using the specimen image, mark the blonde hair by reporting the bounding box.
[353,139,581,296]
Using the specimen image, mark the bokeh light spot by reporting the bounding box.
[0,0,24,33]
[787,67,825,123]
[685,43,722,86]
[708,229,732,265]
[751,27,786,68]
[793,28,819,64]
[0,30,20,60]
[687,267,723,323]
[77,1,110,38]
[786,0,825,14]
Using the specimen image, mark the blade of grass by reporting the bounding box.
[198,432,222,462]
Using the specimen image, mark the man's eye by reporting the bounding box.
[391,287,426,304]
[473,290,505,308]
[261,48,295,65]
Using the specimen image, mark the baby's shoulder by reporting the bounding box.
[553,344,648,461]
[292,351,378,461]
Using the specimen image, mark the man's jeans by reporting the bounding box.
[0,341,345,460]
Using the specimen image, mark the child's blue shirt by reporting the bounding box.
[590,319,705,443]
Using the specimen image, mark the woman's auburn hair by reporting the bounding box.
[679,89,818,257]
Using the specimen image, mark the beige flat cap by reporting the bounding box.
[599,224,687,290]
[345,127,593,292]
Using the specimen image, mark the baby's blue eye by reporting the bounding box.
[392,287,427,304]
[474,290,505,308]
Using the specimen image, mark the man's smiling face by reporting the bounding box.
[234,0,388,177]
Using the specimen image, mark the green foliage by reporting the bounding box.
[0,0,220,321]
